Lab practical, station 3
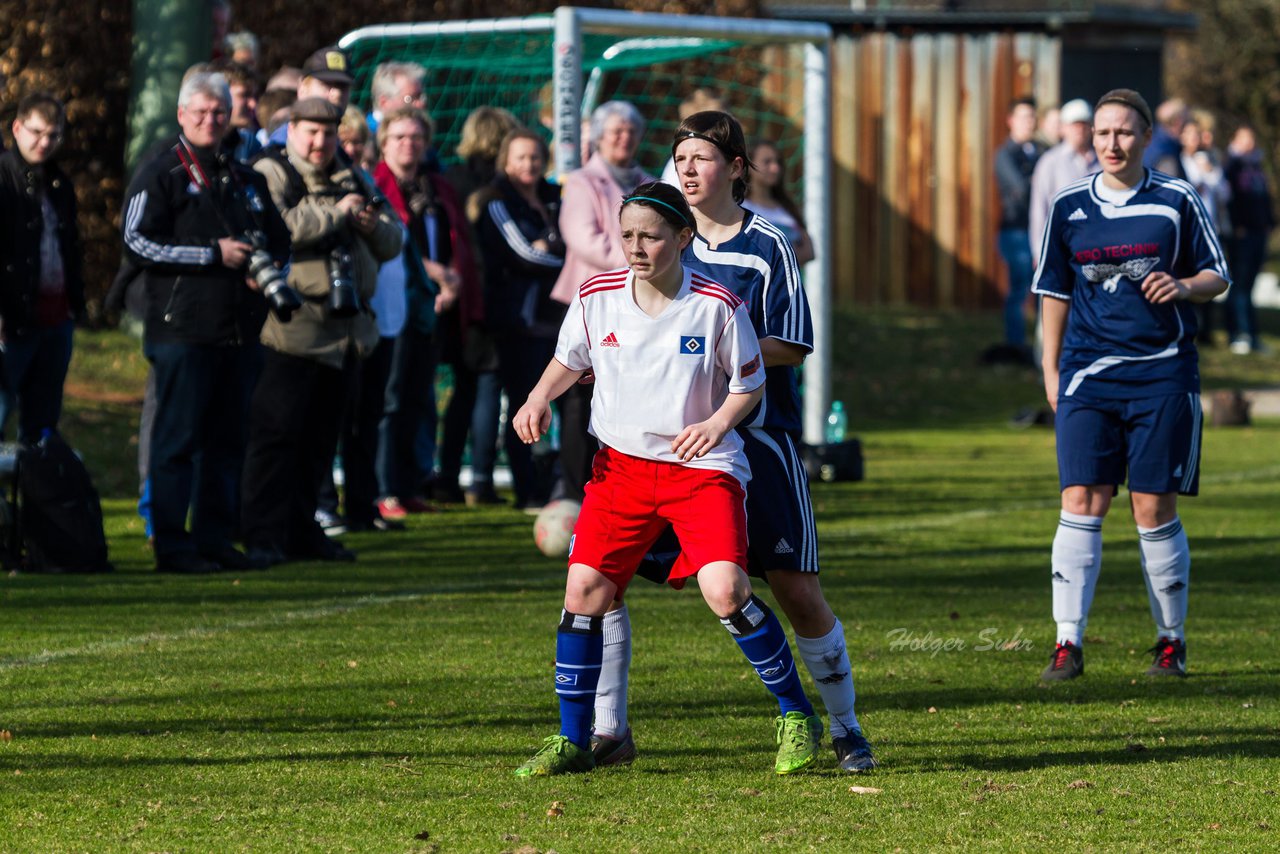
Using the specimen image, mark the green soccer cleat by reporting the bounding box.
[773,711,822,775]
[514,735,595,778]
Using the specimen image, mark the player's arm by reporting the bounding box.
[1040,295,1069,413]
[760,336,808,367]
[513,359,585,445]
[1139,269,1228,305]
[672,384,765,462]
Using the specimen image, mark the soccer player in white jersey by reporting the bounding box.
[589,112,876,773]
[512,182,823,777]
[1032,89,1229,681]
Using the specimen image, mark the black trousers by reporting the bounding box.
[319,338,392,524]
[242,348,353,552]
[557,380,598,502]
[144,340,256,559]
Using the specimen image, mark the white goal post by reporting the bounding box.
[341,7,835,446]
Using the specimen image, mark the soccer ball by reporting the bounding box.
[533,499,581,558]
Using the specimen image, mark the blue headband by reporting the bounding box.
[621,195,693,228]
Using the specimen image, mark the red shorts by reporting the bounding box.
[569,446,748,597]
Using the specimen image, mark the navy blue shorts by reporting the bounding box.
[1055,391,1202,496]
[635,427,820,584]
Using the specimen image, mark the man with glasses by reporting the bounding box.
[0,93,83,444]
[366,61,427,135]
[121,71,290,574]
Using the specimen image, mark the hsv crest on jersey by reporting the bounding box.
[555,673,576,685]
[680,335,705,355]
[600,332,620,347]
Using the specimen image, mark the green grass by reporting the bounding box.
[2,310,1277,851]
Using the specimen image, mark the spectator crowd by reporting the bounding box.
[1,36,765,574]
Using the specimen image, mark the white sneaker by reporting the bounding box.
[1229,337,1252,355]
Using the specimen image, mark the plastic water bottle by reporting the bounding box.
[825,400,847,445]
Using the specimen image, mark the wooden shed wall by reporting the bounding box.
[829,30,1060,309]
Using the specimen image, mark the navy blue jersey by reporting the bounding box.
[1032,169,1230,400]
[684,210,813,433]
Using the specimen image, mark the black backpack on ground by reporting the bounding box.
[16,434,112,573]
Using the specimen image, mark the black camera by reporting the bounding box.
[243,231,302,323]
[327,245,360,318]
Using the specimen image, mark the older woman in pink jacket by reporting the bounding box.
[552,101,654,501]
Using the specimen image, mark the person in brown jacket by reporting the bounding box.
[241,97,401,567]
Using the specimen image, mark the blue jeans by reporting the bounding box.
[0,318,74,442]
[436,362,501,490]
[377,328,435,500]
[1227,232,1267,347]
[998,228,1034,348]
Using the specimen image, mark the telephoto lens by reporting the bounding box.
[242,231,302,322]
[327,246,359,318]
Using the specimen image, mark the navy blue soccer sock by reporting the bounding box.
[722,595,814,717]
[555,610,603,749]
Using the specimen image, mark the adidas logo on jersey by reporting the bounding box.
[774,538,795,555]
[600,332,620,347]
[1068,208,1088,222]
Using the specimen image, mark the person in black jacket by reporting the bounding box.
[121,71,290,574]
[474,129,565,510]
[0,93,84,443]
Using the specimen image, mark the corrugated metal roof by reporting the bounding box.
[764,2,1197,31]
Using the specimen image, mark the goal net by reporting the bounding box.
[340,8,833,444]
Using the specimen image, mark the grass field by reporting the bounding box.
[2,310,1277,851]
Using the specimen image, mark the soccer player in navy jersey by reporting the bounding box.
[589,112,875,773]
[1032,89,1229,681]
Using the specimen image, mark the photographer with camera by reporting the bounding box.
[121,71,292,574]
[241,98,402,566]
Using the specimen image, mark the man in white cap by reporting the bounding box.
[1030,98,1100,262]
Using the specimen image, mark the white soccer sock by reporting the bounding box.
[1051,511,1104,646]
[592,604,631,738]
[794,619,860,739]
[1137,517,1189,641]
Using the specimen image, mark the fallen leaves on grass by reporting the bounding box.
[546,801,565,817]
[1067,780,1093,789]
[414,830,430,840]
[1,730,12,742]
[347,660,359,669]
[927,707,938,714]
[849,786,882,795]
[739,788,761,797]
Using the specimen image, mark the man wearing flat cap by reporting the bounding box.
[1032,88,1230,683]
[242,97,402,567]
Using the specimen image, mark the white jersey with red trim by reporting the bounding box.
[555,266,766,486]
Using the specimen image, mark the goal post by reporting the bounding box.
[340,8,834,446]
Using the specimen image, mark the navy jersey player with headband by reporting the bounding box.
[586,111,876,775]
[1032,88,1229,682]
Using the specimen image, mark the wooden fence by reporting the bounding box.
[830,29,1060,308]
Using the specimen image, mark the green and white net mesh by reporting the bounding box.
[344,17,809,192]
